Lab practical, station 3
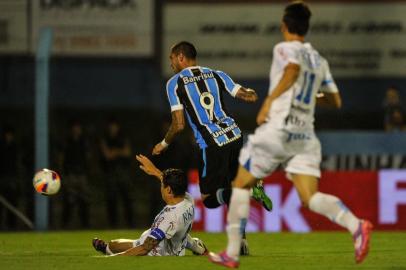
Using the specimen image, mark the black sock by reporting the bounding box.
[219,188,232,206]
[202,188,232,208]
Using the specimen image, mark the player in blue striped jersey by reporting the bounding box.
[152,41,273,254]
[162,52,250,149]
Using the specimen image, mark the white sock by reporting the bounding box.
[226,188,250,260]
[309,192,360,234]
[105,244,113,255]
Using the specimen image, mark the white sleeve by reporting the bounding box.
[184,192,195,206]
[273,43,300,69]
[150,211,178,240]
[166,75,184,112]
[319,60,339,93]
[268,43,300,94]
[215,70,241,97]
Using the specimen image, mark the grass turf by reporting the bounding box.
[0,231,405,270]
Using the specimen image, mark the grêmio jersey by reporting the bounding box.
[166,66,242,149]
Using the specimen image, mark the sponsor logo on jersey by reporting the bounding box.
[218,133,242,147]
[285,115,306,127]
[182,72,214,85]
[286,132,311,143]
[212,123,238,138]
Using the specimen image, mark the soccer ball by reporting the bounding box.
[33,168,61,195]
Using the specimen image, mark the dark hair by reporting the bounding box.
[283,1,312,36]
[162,168,188,197]
[171,41,197,59]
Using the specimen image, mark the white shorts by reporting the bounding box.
[239,125,321,179]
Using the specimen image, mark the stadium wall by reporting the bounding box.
[188,170,406,232]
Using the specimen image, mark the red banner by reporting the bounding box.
[188,170,406,231]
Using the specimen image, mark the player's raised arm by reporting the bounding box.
[256,63,300,125]
[136,154,163,181]
[153,70,186,156]
[152,110,185,155]
[215,70,258,103]
[235,87,258,103]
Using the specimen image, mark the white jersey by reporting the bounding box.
[137,193,194,256]
[238,41,339,179]
[268,41,339,132]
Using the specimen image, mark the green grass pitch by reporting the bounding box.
[0,231,405,270]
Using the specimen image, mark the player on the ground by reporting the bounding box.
[209,1,372,268]
[152,41,273,254]
[92,155,207,256]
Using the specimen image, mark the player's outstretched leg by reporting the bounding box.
[209,166,258,268]
[252,180,273,211]
[308,192,373,263]
[202,188,232,209]
[202,189,250,256]
[292,174,373,264]
[209,251,240,268]
[353,220,373,264]
[208,187,249,268]
[92,238,107,254]
[93,238,135,255]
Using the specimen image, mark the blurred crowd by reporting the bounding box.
[383,86,406,132]
[0,116,198,231]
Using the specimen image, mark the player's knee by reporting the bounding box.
[305,191,326,210]
[295,189,316,208]
[107,240,117,250]
[234,179,254,189]
[297,193,313,208]
[233,171,257,189]
[202,196,221,209]
[234,181,252,189]
[301,199,311,208]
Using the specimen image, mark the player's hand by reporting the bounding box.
[256,96,272,125]
[236,87,258,103]
[245,88,258,103]
[256,110,268,125]
[152,142,167,155]
[136,154,162,179]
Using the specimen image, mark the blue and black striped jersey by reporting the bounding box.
[166,66,242,149]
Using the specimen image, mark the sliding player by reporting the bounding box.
[209,1,372,267]
[92,155,207,256]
